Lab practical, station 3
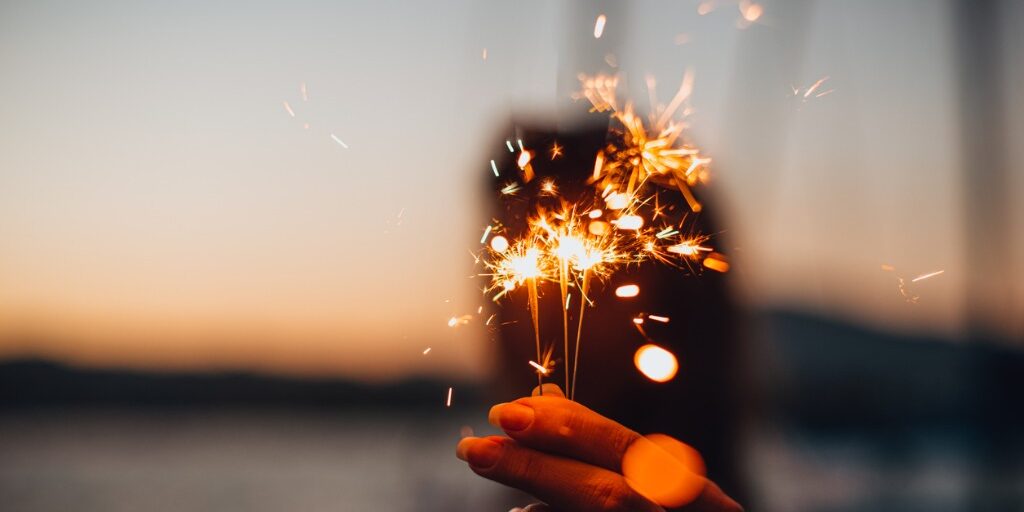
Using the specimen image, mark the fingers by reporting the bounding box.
[457,436,662,512]
[488,395,640,472]
[675,481,744,512]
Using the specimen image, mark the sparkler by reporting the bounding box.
[478,72,725,399]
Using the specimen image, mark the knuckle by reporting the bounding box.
[506,447,541,485]
[588,478,629,511]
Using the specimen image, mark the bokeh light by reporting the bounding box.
[634,344,679,382]
[622,433,706,508]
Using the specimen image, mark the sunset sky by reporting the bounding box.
[1,0,1020,381]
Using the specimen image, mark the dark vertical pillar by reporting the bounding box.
[953,2,1019,511]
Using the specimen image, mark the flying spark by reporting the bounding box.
[594,14,607,38]
[330,133,349,148]
[282,101,295,117]
[912,269,945,282]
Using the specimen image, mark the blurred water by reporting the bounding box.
[0,408,515,512]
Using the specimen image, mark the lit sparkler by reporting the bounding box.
[478,71,728,398]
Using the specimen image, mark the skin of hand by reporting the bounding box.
[456,384,743,512]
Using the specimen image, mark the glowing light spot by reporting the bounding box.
[615,284,640,298]
[703,254,730,273]
[422,347,432,355]
[622,434,705,508]
[446,387,453,407]
[490,235,509,253]
[634,344,678,383]
[593,14,607,38]
[740,1,763,22]
[605,192,629,210]
[490,159,499,177]
[613,215,644,231]
[480,225,492,244]
[481,48,488,60]
[517,150,533,169]
[648,315,670,323]
[282,101,295,117]
[589,220,609,236]
[588,209,603,219]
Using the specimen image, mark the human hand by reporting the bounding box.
[456,384,742,512]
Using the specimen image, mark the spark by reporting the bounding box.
[528,360,550,375]
[881,264,895,271]
[282,101,296,117]
[655,227,679,239]
[490,159,500,177]
[517,139,525,152]
[446,387,453,407]
[912,269,945,282]
[422,347,432,355]
[480,225,493,244]
[703,254,730,272]
[506,140,515,152]
[300,82,308,101]
[447,315,472,327]
[482,47,488,60]
[500,182,521,195]
[668,240,712,256]
[615,284,640,297]
[793,76,833,102]
[648,315,670,323]
[594,14,607,38]
[540,179,558,196]
[330,133,349,148]
[550,142,564,159]
[588,209,603,219]
[804,76,829,98]
[485,314,496,326]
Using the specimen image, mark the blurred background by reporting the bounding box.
[1,0,1022,511]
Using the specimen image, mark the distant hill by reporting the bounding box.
[0,359,482,410]
[1,310,1021,429]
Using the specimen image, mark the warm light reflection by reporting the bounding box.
[622,434,706,508]
[615,284,640,298]
[634,344,678,382]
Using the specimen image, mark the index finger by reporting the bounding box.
[488,394,640,472]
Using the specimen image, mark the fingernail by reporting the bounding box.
[490,403,535,431]
[487,402,509,427]
[455,437,473,461]
[466,438,503,469]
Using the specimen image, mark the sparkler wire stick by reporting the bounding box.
[559,257,571,394]
[570,270,590,401]
[527,277,544,395]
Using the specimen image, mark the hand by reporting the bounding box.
[456,384,742,512]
